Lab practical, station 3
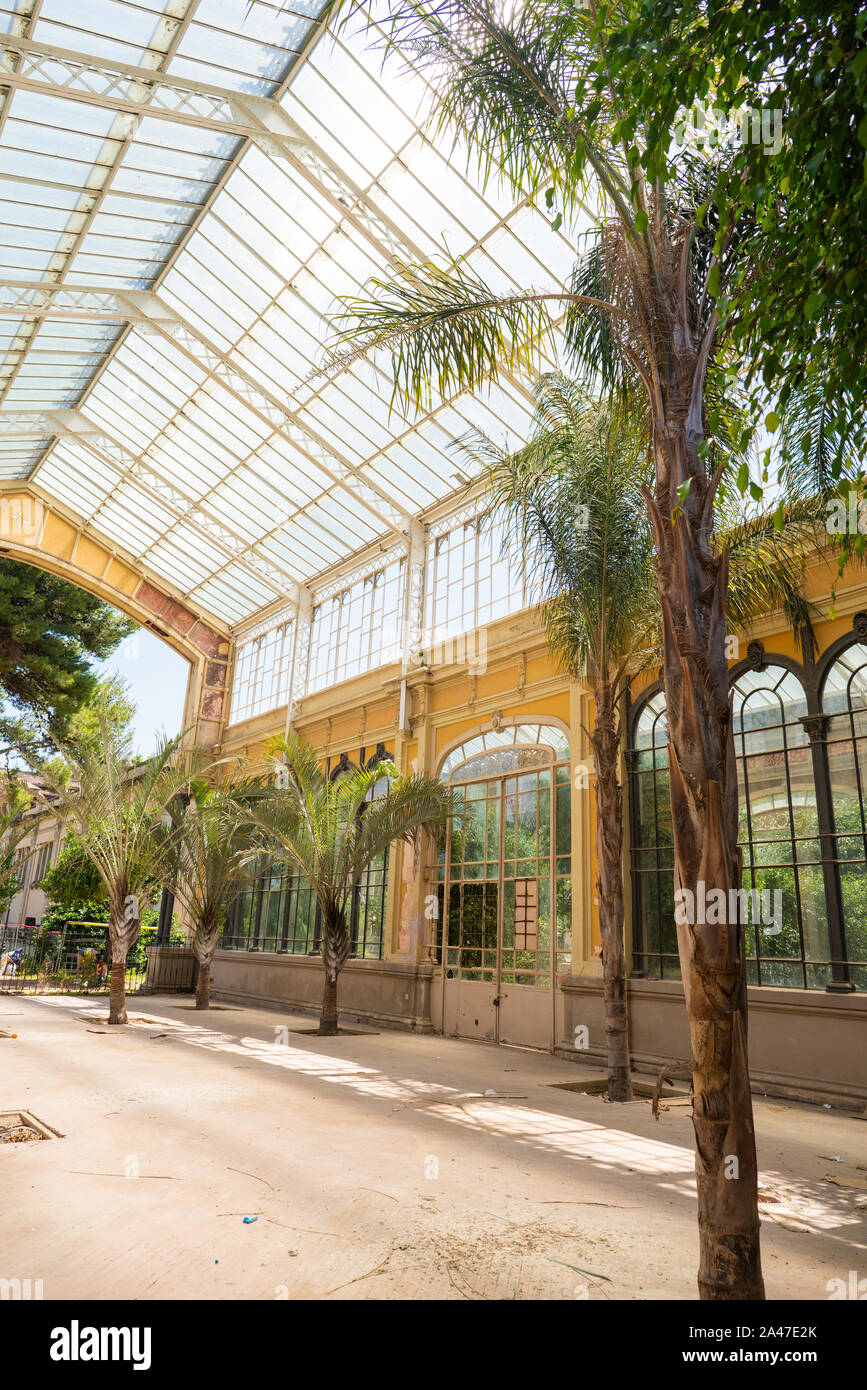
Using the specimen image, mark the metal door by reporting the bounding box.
[441,764,559,1050]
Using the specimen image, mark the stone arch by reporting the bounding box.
[0,492,232,747]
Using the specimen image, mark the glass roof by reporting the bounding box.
[0,0,585,627]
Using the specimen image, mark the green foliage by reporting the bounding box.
[32,903,182,972]
[0,560,135,754]
[476,369,818,684]
[39,834,106,909]
[332,257,582,412]
[39,898,110,936]
[606,0,867,471]
[66,675,136,754]
[244,734,459,923]
[0,810,31,916]
[164,766,261,961]
[29,717,190,960]
[330,0,862,531]
[476,372,658,693]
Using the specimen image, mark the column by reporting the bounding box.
[569,678,599,976]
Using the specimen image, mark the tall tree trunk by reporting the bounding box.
[195,960,210,1009]
[108,960,127,1025]
[194,921,217,1010]
[107,888,139,1027]
[644,413,764,1301]
[320,973,338,1036]
[591,678,633,1102]
[319,905,349,1036]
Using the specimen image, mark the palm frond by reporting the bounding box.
[29,717,192,907]
[343,772,458,891]
[721,503,823,657]
[241,734,457,917]
[169,777,261,941]
[336,0,630,216]
[471,371,659,691]
[326,256,614,413]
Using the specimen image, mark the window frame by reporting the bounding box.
[627,629,867,993]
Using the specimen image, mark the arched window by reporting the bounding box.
[436,723,572,985]
[733,665,827,988]
[629,663,855,989]
[821,644,867,989]
[627,690,677,978]
[349,755,392,961]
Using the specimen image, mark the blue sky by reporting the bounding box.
[98,629,190,757]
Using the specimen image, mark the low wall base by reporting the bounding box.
[211,950,435,1033]
[558,975,867,1107]
[209,953,865,1102]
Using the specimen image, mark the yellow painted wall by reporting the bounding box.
[215,553,867,975]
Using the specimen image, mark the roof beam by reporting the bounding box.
[0,282,413,542]
[0,3,204,411]
[12,476,234,638]
[39,410,302,596]
[0,32,409,263]
[116,292,413,538]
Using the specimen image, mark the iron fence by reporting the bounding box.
[142,941,198,993]
[0,924,145,996]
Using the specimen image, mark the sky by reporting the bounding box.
[97,629,190,758]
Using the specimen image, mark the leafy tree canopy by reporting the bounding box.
[37,675,137,787]
[0,559,135,757]
[605,0,867,469]
[39,834,107,910]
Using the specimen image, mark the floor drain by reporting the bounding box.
[0,1109,63,1142]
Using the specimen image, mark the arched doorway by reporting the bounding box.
[437,721,571,1050]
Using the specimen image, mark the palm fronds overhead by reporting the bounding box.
[469,371,657,691]
[328,255,619,412]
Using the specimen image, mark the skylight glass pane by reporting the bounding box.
[8,0,583,627]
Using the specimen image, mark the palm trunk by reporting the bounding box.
[591,678,633,1102]
[645,416,764,1301]
[108,960,127,1025]
[194,919,218,1010]
[319,904,349,1036]
[107,889,139,1027]
[195,961,210,1009]
[320,973,338,1035]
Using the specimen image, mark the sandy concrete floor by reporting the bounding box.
[1,993,865,1301]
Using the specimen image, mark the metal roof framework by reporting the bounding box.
[0,0,583,631]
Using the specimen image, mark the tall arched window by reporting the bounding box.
[733,665,828,987]
[349,757,391,960]
[630,665,834,986]
[627,691,677,978]
[436,723,572,985]
[821,644,867,989]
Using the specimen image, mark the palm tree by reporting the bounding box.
[243,734,457,1036]
[477,371,819,1104]
[477,376,655,1102]
[326,0,779,1297]
[32,717,186,1024]
[167,772,260,1009]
